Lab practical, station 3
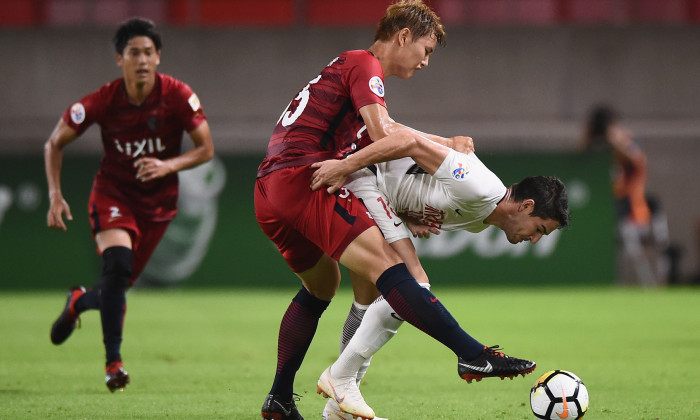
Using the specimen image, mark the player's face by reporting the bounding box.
[395,31,438,79]
[502,203,560,245]
[116,36,161,85]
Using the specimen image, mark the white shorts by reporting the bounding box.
[344,167,411,244]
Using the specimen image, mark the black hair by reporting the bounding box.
[584,104,620,151]
[510,176,570,229]
[113,17,162,55]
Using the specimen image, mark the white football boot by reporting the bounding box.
[322,398,389,420]
[317,367,375,420]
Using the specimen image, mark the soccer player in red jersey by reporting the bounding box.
[256,2,533,419]
[45,18,214,392]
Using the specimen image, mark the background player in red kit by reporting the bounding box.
[256,2,535,419]
[45,17,214,392]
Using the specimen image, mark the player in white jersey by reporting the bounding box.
[311,130,569,420]
[378,150,506,233]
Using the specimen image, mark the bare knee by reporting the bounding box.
[349,270,381,305]
[340,228,404,283]
[296,254,341,301]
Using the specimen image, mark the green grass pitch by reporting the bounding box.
[1,286,698,419]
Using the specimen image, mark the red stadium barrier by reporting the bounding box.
[305,0,393,26]
[169,0,295,26]
[2,0,700,27]
[0,0,41,27]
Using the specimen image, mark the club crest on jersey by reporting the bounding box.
[369,76,385,98]
[70,103,86,124]
[147,116,158,132]
[452,163,469,180]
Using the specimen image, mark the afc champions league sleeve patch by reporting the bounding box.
[70,103,86,125]
[188,93,201,112]
[368,76,385,98]
[452,162,470,180]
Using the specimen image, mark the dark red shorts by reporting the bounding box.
[254,165,376,273]
[88,188,171,284]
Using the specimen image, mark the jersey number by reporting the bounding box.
[109,206,122,219]
[278,75,322,127]
[376,196,398,219]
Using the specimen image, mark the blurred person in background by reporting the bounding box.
[44,17,214,392]
[582,104,677,285]
[693,217,700,285]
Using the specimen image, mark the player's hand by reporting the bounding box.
[47,194,73,231]
[404,215,440,238]
[134,157,173,182]
[310,160,348,194]
[451,136,475,154]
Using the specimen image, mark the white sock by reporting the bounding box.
[332,283,430,380]
[339,301,370,354]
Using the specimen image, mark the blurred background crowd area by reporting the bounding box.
[1,0,699,286]
[4,0,700,27]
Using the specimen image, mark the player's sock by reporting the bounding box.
[339,301,370,352]
[74,283,102,313]
[332,283,430,380]
[270,287,330,400]
[99,246,132,364]
[376,263,484,361]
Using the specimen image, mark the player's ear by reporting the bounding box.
[155,50,161,66]
[115,52,123,67]
[397,28,411,46]
[519,199,535,213]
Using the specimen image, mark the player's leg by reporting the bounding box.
[262,254,338,420]
[95,228,133,392]
[338,272,375,361]
[321,271,376,420]
[322,271,430,419]
[334,173,430,373]
[48,238,132,352]
[256,169,346,419]
[340,228,484,359]
[331,168,397,379]
[347,237,430,379]
[332,277,430,381]
[342,230,537,382]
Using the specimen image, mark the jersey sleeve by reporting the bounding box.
[61,86,108,136]
[344,53,387,113]
[435,150,507,207]
[170,79,207,133]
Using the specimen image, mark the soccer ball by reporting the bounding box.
[530,370,589,419]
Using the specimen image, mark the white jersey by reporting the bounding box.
[345,149,506,243]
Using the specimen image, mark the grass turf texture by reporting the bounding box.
[1,287,698,419]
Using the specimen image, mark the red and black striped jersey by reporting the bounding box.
[257,50,387,178]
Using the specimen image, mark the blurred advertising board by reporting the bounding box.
[0,153,614,290]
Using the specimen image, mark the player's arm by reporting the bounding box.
[135,120,214,182]
[311,129,452,193]
[44,118,79,230]
[394,123,474,154]
[607,125,647,169]
[360,103,474,153]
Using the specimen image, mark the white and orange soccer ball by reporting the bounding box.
[530,370,589,420]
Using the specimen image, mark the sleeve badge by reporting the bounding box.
[188,93,201,112]
[70,103,86,124]
[368,76,385,98]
